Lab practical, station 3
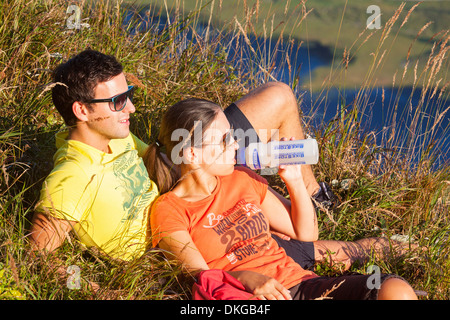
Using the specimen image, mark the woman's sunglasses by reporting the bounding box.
[86,85,134,112]
[200,129,236,150]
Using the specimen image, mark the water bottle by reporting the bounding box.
[239,139,319,170]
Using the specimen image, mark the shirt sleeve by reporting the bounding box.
[36,161,91,222]
[150,194,189,247]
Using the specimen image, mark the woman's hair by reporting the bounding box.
[143,98,221,194]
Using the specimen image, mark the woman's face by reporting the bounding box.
[196,110,239,175]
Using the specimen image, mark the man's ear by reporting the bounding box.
[72,101,90,122]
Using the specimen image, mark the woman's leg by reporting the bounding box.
[313,237,414,270]
[290,274,417,300]
[377,277,418,300]
[275,234,414,271]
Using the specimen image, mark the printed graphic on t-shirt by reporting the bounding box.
[204,199,270,265]
[113,143,156,222]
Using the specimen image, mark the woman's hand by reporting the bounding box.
[264,136,319,242]
[228,270,292,300]
[277,137,303,186]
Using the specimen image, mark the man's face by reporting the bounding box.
[84,73,135,148]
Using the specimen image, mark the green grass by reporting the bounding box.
[0,0,449,299]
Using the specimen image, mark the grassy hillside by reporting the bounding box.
[0,0,449,300]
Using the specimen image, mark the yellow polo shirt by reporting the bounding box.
[36,131,158,260]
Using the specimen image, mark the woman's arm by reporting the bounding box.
[260,138,318,242]
[158,231,209,274]
[278,161,318,241]
[157,231,291,300]
[227,270,292,300]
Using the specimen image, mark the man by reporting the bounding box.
[29,49,396,272]
[31,50,157,261]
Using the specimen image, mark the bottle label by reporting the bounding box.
[252,148,261,169]
[273,143,304,150]
[275,152,305,160]
[280,161,306,165]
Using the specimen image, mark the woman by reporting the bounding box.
[145,98,417,300]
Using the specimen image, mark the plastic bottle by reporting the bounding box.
[239,139,319,170]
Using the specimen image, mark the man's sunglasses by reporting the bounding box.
[86,85,134,112]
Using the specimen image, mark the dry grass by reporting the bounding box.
[0,0,448,299]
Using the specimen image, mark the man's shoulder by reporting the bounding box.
[45,155,90,191]
[48,132,146,183]
[49,136,96,182]
[53,140,95,171]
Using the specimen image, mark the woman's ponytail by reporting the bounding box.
[143,141,180,194]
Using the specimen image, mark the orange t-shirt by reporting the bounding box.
[151,167,317,289]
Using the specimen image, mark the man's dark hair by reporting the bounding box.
[51,49,124,127]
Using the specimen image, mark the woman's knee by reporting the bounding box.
[236,81,297,115]
[262,82,297,111]
[378,277,418,300]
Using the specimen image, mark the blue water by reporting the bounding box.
[220,29,449,168]
[123,6,449,168]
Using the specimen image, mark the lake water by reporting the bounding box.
[124,7,449,168]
